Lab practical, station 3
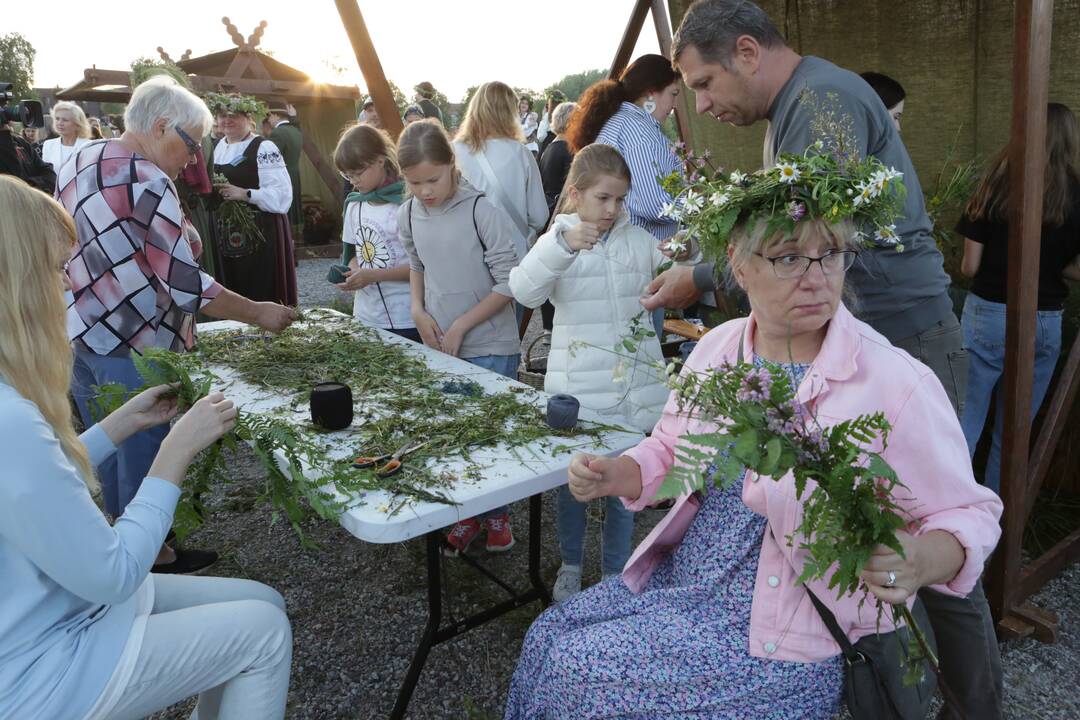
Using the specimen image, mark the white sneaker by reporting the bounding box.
[553,564,582,602]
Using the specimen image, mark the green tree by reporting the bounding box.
[0,32,38,101]
[544,68,608,102]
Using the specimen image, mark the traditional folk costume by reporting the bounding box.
[210,131,297,305]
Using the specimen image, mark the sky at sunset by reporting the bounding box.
[6,1,663,100]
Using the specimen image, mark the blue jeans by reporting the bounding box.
[960,293,1062,494]
[71,352,170,518]
[462,353,521,380]
[462,353,521,519]
[556,485,635,576]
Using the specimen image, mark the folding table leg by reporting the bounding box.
[390,531,442,720]
[529,493,552,607]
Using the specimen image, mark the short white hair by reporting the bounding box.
[124,76,213,136]
[551,102,577,135]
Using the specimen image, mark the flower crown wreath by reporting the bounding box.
[658,89,908,263]
[203,92,267,118]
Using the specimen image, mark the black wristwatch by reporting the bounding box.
[245,189,252,199]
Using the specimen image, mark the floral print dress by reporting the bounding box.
[504,361,844,719]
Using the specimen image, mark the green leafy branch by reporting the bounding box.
[657,359,940,687]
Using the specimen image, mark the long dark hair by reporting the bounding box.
[965,103,1080,227]
[565,54,677,153]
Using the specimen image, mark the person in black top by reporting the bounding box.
[534,101,578,332]
[957,102,1080,494]
[538,101,577,217]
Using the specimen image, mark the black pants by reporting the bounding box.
[888,312,1002,719]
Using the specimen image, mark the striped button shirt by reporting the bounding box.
[595,102,682,241]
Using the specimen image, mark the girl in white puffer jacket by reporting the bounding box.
[509,144,698,600]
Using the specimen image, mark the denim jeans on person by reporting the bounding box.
[71,352,170,518]
[104,574,291,720]
[462,353,521,519]
[960,292,1062,494]
[883,307,1003,720]
[556,485,634,576]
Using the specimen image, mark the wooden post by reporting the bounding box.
[986,0,1054,623]
[651,0,693,147]
[334,0,404,140]
[610,0,652,80]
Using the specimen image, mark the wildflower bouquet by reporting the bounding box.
[211,172,265,249]
[654,357,945,689]
[658,90,908,267]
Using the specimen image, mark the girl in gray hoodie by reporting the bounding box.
[397,119,524,555]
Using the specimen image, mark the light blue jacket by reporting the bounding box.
[0,379,179,719]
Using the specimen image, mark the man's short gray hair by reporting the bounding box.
[673,0,786,69]
[551,102,577,135]
[124,75,213,136]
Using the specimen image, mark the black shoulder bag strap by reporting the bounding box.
[804,588,905,719]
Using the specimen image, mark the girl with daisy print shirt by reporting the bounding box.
[333,124,418,340]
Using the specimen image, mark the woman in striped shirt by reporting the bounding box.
[566,54,684,242]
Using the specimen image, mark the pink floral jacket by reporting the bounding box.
[621,304,1003,663]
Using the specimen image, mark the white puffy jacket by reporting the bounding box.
[510,212,696,432]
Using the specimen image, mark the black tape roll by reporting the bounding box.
[310,382,353,430]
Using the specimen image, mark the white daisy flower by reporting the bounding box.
[730,170,748,185]
[661,201,680,219]
[684,190,704,212]
[775,161,801,184]
[666,237,688,254]
[852,181,875,206]
[874,224,899,244]
[710,191,731,208]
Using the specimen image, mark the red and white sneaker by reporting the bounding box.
[444,518,482,556]
[484,513,515,553]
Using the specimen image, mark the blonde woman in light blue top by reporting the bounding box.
[0,175,292,719]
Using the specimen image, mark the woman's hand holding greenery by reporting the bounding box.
[98,384,180,446]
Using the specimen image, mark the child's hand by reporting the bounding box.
[563,221,600,252]
[413,311,444,350]
[336,268,374,291]
[441,321,467,357]
[659,231,691,261]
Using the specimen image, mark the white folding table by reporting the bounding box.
[197,315,643,718]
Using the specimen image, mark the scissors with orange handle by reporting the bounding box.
[351,440,429,477]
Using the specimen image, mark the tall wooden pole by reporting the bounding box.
[987,0,1053,622]
[651,0,693,147]
[610,0,652,80]
[334,0,404,140]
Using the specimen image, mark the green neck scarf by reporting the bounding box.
[345,180,405,208]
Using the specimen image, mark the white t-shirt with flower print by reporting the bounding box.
[342,200,414,330]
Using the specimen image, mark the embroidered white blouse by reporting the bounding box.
[211,134,293,214]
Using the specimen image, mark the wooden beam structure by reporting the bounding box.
[986,0,1058,637]
[650,0,693,149]
[610,0,653,81]
[334,0,404,140]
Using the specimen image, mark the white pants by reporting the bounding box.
[107,574,292,720]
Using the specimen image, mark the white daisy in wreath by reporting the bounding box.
[775,160,801,184]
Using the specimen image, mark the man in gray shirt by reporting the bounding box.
[648,2,968,415]
[653,1,1000,718]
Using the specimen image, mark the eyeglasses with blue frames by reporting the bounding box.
[174,126,200,157]
[753,249,858,279]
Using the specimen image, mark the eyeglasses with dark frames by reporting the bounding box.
[753,249,858,279]
[174,126,200,157]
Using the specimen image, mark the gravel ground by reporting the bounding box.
[150,259,1078,720]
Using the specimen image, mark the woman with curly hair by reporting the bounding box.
[567,54,683,242]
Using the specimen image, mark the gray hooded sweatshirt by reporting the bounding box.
[398,179,523,358]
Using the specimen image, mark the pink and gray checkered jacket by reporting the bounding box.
[58,139,221,357]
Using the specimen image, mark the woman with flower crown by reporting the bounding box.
[503,148,1002,719]
[206,92,297,305]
